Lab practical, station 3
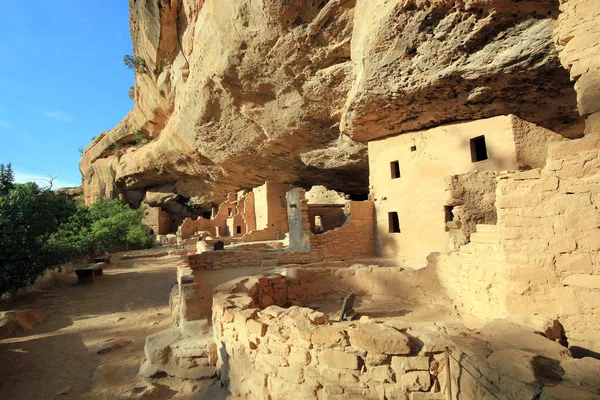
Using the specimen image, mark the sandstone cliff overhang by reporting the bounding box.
[80,0,582,212]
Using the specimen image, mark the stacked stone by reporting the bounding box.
[212,269,600,399]
[188,249,312,270]
[309,201,376,261]
[437,137,600,353]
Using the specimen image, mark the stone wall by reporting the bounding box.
[310,201,375,262]
[437,137,600,352]
[369,115,563,266]
[211,266,597,400]
[188,250,312,271]
[287,188,375,260]
[142,206,172,235]
[444,171,499,250]
[212,267,443,400]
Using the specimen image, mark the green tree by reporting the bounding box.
[0,163,14,195]
[123,54,148,74]
[0,164,153,298]
[0,175,77,298]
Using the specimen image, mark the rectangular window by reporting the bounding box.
[236,226,242,234]
[444,206,454,222]
[388,212,400,233]
[228,208,233,216]
[410,145,417,152]
[390,161,400,179]
[470,136,488,162]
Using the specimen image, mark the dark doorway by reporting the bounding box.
[388,212,401,233]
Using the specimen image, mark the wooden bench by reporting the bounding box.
[76,262,104,284]
[93,255,111,264]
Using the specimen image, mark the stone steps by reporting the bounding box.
[139,322,217,380]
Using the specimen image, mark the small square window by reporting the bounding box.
[228,208,233,216]
[470,136,488,162]
[410,145,417,152]
[236,226,242,234]
[388,212,400,233]
[390,161,400,179]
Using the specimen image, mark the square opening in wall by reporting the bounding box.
[410,145,417,152]
[390,161,401,179]
[228,208,233,216]
[470,135,488,162]
[444,206,454,222]
[388,212,400,233]
[236,226,242,234]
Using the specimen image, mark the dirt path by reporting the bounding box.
[0,253,209,400]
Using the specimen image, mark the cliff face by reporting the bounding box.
[80,0,583,212]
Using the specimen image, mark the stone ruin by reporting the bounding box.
[133,0,600,395]
[136,130,600,399]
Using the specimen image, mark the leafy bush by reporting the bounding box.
[0,178,77,298]
[123,55,148,74]
[133,130,148,147]
[0,163,153,299]
[128,86,135,100]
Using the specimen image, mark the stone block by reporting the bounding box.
[540,385,600,400]
[561,357,600,395]
[555,253,593,274]
[368,365,394,383]
[312,326,348,349]
[549,237,577,253]
[562,274,600,289]
[365,352,390,366]
[487,349,538,384]
[391,356,430,374]
[277,365,305,384]
[318,349,360,370]
[578,230,600,251]
[267,341,290,357]
[316,366,359,385]
[400,371,431,392]
[246,319,266,337]
[384,384,409,400]
[481,319,571,360]
[549,139,600,160]
[348,323,411,355]
[289,346,311,366]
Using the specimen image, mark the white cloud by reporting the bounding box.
[43,111,73,122]
[14,170,80,190]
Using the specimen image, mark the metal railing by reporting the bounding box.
[445,347,502,400]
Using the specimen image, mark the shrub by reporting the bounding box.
[128,86,135,101]
[0,164,153,299]
[0,173,77,299]
[124,55,148,74]
[133,130,148,147]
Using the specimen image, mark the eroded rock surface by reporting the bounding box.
[0,310,47,339]
[80,0,582,211]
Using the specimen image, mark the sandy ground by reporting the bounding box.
[0,252,226,400]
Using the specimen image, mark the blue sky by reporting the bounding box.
[0,1,134,188]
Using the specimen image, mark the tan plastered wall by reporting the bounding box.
[254,183,269,231]
[368,115,558,266]
[437,137,600,352]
